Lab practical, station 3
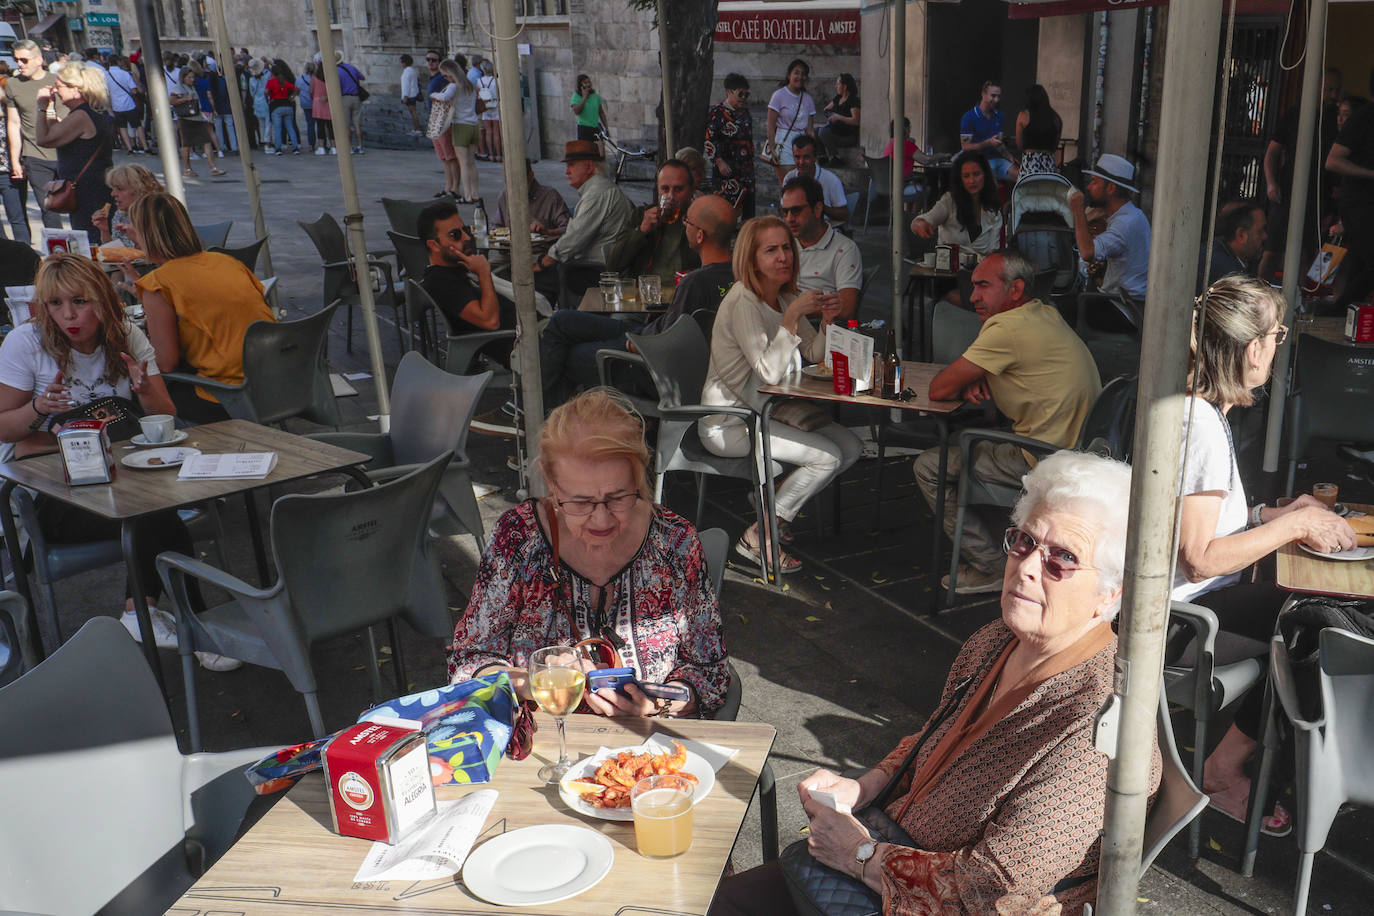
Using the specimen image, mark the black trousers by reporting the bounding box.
[707,862,799,916]
[34,497,192,601]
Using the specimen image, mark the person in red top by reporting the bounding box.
[265,60,301,155]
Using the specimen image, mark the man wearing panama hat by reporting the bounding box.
[534,140,636,303]
[1069,153,1151,303]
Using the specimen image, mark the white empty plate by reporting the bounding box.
[130,429,189,447]
[800,364,833,380]
[1299,543,1374,562]
[122,447,200,470]
[462,824,613,906]
[558,743,714,822]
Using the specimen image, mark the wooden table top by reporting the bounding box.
[1295,315,1374,348]
[578,283,676,315]
[171,714,776,915]
[1277,504,1374,599]
[0,419,372,521]
[759,361,965,414]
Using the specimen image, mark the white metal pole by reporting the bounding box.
[1261,0,1329,475]
[889,0,905,347]
[309,1,390,428]
[656,0,674,155]
[133,0,185,203]
[1096,4,1225,912]
[492,0,545,474]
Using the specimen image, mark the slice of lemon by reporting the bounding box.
[565,779,606,796]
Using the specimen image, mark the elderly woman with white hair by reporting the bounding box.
[711,450,1160,916]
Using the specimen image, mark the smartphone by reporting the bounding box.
[586,667,635,692]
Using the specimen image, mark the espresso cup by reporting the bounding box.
[140,414,175,443]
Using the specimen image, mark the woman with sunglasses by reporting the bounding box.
[705,73,756,219]
[448,388,729,719]
[1175,275,1355,834]
[712,450,1155,915]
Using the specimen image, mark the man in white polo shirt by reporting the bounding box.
[783,134,850,228]
[780,175,863,320]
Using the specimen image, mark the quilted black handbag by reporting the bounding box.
[52,395,144,443]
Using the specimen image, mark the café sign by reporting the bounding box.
[715,9,860,45]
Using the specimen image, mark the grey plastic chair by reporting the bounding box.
[625,318,778,570]
[298,212,405,354]
[388,229,430,281]
[162,300,343,427]
[404,279,515,387]
[0,616,272,915]
[208,235,268,273]
[1270,627,1374,916]
[381,196,433,235]
[1284,335,1374,494]
[0,590,37,688]
[157,453,453,751]
[309,351,492,545]
[192,220,232,249]
[863,154,892,233]
[1163,599,1266,858]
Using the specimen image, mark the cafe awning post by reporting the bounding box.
[492,0,545,480]
[1095,2,1225,911]
[133,0,185,204]
[308,0,391,430]
[204,0,277,306]
[1261,0,1330,477]
[889,0,905,350]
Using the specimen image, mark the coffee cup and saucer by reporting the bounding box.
[131,414,189,447]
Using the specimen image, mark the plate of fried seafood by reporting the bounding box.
[558,739,714,821]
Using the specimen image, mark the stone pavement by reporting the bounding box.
[16,146,1374,913]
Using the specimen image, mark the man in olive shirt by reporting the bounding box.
[604,159,699,285]
[915,250,1101,594]
[6,40,66,230]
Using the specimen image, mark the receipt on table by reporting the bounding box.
[354,789,498,882]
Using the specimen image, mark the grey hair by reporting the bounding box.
[12,39,39,55]
[1190,274,1284,408]
[994,249,1037,294]
[1010,450,1133,619]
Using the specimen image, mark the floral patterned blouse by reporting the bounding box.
[446,500,730,713]
[705,101,755,207]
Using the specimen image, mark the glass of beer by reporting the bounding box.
[631,774,694,858]
[1313,482,1339,508]
[659,193,681,225]
[638,275,661,307]
[528,645,586,783]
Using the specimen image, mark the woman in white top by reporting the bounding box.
[698,216,861,573]
[911,150,1004,254]
[433,59,481,203]
[1175,275,1355,833]
[765,59,815,187]
[476,59,501,163]
[0,254,238,670]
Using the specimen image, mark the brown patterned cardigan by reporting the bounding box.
[870,619,1161,915]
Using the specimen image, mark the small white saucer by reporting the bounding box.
[131,430,189,447]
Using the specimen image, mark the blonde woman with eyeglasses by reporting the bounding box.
[1173,274,1356,835]
[447,388,729,719]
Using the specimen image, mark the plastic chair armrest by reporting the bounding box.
[161,371,241,393]
[1167,600,1220,660]
[1269,633,1325,731]
[305,432,394,467]
[595,348,644,386]
[155,551,279,602]
[956,426,1057,459]
[660,404,755,421]
[446,328,516,344]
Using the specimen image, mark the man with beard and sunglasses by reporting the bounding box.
[418,200,513,340]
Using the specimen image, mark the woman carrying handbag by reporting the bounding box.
[34,63,115,244]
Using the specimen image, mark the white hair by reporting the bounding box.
[1010,450,1132,619]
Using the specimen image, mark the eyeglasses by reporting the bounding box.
[445,226,471,241]
[682,216,699,232]
[425,57,439,62]
[1003,528,1095,580]
[733,90,750,99]
[1265,324,1289,345]
[556,492,640,516]
[779,205,811,218]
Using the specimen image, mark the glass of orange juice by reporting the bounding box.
[631,774,694,858]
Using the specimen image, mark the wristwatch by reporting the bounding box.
[854,840,877,879]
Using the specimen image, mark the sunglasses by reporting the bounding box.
[445,226,471,241]
[1003,528,1095,580]
[779,205,811,218]
[426,57,440,62]
[733,90,751,99]
[1265,324,1289,346]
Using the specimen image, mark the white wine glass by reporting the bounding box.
[528,645,586,784]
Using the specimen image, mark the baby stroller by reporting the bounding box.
[1007,172,1078,301]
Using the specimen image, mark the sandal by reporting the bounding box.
[209,167,226,176]
[183,168,197,178]
[1207,797,1292,838]
[734,534,803,574]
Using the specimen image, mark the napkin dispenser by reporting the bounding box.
[324,722,436,845]
[1345,303,1374,343]
[57,419,115,486]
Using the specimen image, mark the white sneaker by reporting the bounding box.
[329,147,337,155]
[120,607,178,650]
[216,150,225,158]
[315,147,326,155]
[195,651,243,672]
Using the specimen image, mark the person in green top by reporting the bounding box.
[570,73,608,155]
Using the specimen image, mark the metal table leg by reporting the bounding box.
[121,519,169,697]
[931,417,950,613]
[0,480,44,662]
[760,399,781,585]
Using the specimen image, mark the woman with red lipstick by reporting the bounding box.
[448,388,729,718]
[0,253,238,670]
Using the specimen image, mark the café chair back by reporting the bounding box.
[388,230,430,282]
[946,375,1138,601]
[163,300,343,428]
[1163,599,1266,857]
[192,220,233,249]
[381,197,433,236]
[0,616,272,915]
[1284,335,1374,494]
[625,318,779,574]
[308,351,491,545]
[157,453,453,751]
[1271,627,1374,916]
[208,236,269,274]
[298,212,405,354]
[404,280,515,391]
[0,590,36,688]
[863,154,893,234]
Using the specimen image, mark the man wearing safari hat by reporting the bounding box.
[1069,153,1151,303]
[534,140,636,304]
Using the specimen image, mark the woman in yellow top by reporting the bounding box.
[122,192,275,422]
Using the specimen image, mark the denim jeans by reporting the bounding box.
[537,309,633,403]
[0,174,29,243]
[270,106,299,150]
[214,113,238,151]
